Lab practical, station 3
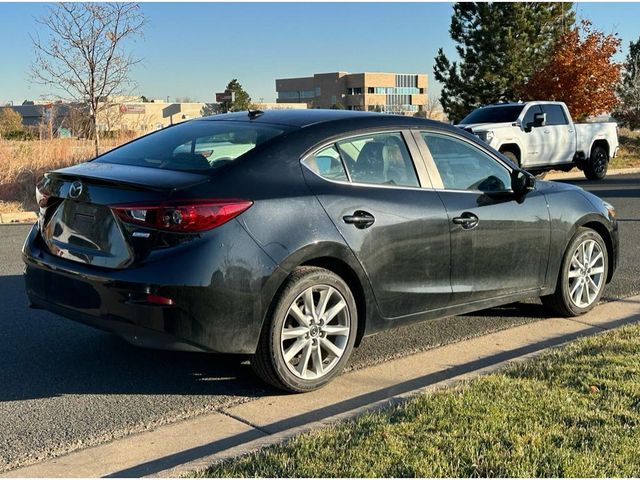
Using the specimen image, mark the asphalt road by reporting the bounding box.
[1,174,639,472]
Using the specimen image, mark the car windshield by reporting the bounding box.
[95,121,287,172]
[460,105,525,124]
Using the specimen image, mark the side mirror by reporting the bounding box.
[512,170,536,196]
[533,112,546,128]
[525,112,546,132]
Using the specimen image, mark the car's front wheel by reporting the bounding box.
[251,267,358,392]
[542,227,608,316]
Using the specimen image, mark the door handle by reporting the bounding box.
[452,212,479,230]
[343,210,375,229]
[543,129,551,134]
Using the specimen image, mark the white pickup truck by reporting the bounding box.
[457,101,619,180]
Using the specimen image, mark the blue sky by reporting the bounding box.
[1,2,639,104]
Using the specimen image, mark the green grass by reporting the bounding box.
[198,323,640,477]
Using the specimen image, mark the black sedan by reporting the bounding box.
[23,110,619,392]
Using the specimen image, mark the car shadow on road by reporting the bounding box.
[0,274,285,402]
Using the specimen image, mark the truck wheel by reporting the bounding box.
[584,146,608,180]
[500,150,520,167]
[251,267,358,392]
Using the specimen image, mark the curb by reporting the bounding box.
[5,294,640,478]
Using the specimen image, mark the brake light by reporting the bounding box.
[35,177,51,208]
[112,199,253,233]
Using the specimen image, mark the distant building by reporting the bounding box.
[97,100,206,133]
[275,71,428,115]
[0,102,72,128]
[251,102,307,110]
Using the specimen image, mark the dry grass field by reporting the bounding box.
[0,135,136,213]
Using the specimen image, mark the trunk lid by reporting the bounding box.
[39,162,212,269]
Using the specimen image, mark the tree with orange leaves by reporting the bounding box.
[524,20,622,120]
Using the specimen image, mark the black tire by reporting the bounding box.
[500,150,520,167]
[251,266,358,393]
[541,227,608,317]
[584,146,608,180]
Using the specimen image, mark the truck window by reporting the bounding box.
[522,105,543,126]
[459,105,524,124]
[542,105,568,126]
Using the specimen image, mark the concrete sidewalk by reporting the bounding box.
[4,294,640,478]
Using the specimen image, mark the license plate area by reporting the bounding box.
[42,200,134,269]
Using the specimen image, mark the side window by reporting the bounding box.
[336,132,419,187]
[422,133,511,192]
[304,145,348,182]
[542,104,568,126]
[522,105,543,127]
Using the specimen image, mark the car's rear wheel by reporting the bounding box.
[251,266,357,392]
[542,227,608,316]
[584,146,608,180]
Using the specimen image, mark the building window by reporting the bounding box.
[353,87,362,95]
[331,95,337,105]
[315,87,321,97]
[368,87,375,94]
[278,91,299,100]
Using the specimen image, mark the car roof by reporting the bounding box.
[196,109,445,129]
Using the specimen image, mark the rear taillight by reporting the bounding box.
[112,199,253,233]
[35,177,51,208]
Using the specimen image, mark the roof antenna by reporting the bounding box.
[248,109,263,119]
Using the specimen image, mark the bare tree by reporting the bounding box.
[31,3,145,155]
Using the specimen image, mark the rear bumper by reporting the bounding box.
[22,221,283,354]
[28,292,208,352]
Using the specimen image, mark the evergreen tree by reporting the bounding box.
[219,79,251,113]
[615,39,640,129]
[434,2,575,122]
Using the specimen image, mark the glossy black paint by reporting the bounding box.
[23,110,619,354]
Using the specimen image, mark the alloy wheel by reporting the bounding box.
[594,150,607,176]
[280,285,350,380]
[567,239,605,308]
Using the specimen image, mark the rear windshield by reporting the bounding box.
[95,121,286,171]
[460,105,525,124]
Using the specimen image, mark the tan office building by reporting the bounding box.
[275,72,427,115]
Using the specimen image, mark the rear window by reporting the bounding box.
[460,105,524,124]
[95,121,287,171]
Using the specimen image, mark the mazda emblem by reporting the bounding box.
[69,180,83,199]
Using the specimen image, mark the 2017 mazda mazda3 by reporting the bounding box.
[23,110,618,392]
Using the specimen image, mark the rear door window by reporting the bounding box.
[336,132,420,187]
[96,121,287,172]
[542,104,569,125]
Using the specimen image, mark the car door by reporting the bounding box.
[520,105,547,166]
[541,104,576,165]
[301,130,452,319]
[415,130,551,305]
